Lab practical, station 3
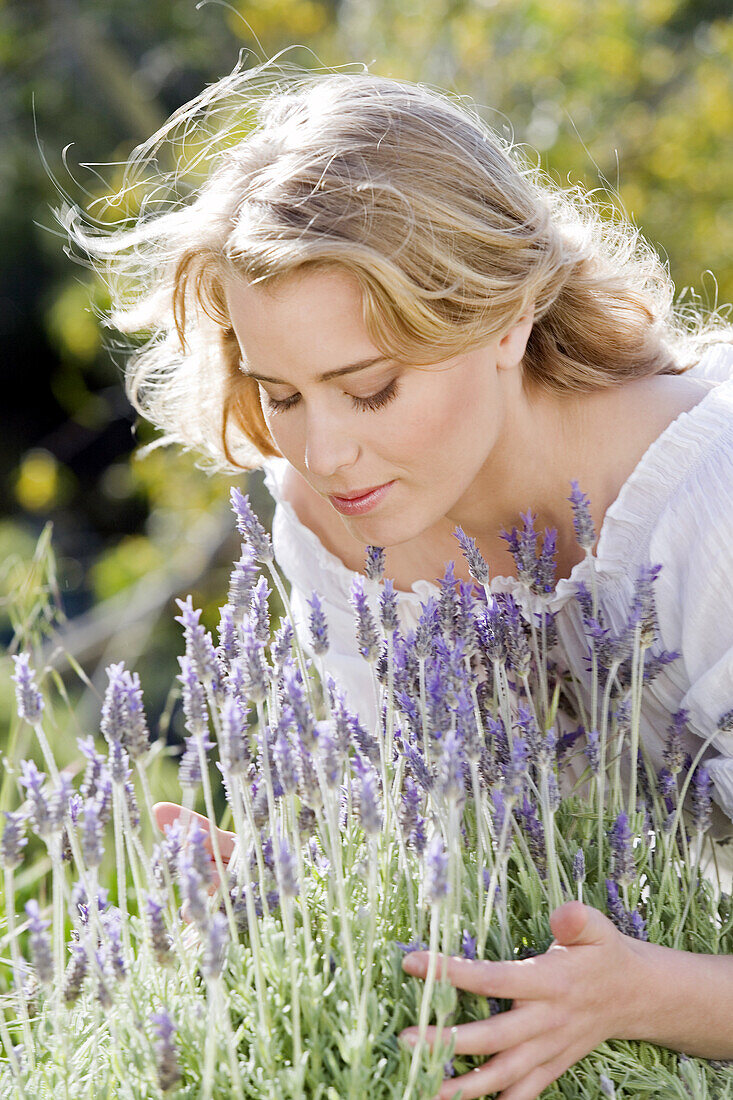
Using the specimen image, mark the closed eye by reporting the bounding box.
[262,378,400,414]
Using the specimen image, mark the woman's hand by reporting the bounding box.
[153,802,237,921]
[399,901,648,1100]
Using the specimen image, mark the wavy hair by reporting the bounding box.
[60,55,731,472]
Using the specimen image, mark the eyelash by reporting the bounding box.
[263,378,400,414]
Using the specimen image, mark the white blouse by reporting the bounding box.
[261,343,733,849]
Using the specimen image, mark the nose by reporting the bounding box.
[302,403,360,483]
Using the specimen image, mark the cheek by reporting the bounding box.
[398,380,482,462]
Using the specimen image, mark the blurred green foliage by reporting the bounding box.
[3,0,732,778]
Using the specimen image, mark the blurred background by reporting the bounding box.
[2,0,732,772]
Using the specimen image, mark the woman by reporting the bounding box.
[66,61,733,1098]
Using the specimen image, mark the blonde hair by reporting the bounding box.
[60,55,731,473]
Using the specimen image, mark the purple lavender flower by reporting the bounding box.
[151,1009,182,1093]
[1,810,27,869]
[305,590,330,656]
[219,692,251,776]
[572,848,586,884]
[272,722,299,794]
[568,481,596,551]
[100,662,130,745]
[365,545,386,582]
[120,668,150,761]
[475,601,505,672]
[662,709,688,775]
[353,755,383,835]
[453,527,490,586]
[201,911,229,980]
[294,734,321,811]
[517,795,547,879]
[217,603,237,670]
[19,760,53,838]
[78,736,104,802]
[350,576,380,662]
[584,728,600,776]
[177,655,209,737]
[275,834,300,898]
[410,818,427,857]
[230,487,274,563]
[281,660,317,748]
[101,908,127,982]
[461,930,477,960]
[454,583,479,657]
[625,563,663,647]
[177,822,212,927]
[25,899,53,985]
[436,727,466,803]
[599,1074,616,1098]
[500,595,532,678]
[691,765,713,834]
[400,776,421,840]
[605,879,628,934]
[63,938,88,1004]
[82,797,105,868]
[239,619,270,704]
[379,578,400,634]
[491,787,509,834]
[271,618,295,671]
[178,736,204,790]
[228,546,260,617]
[505,737,529,801]
[414,598,439,660]
[146,895,173,967]
[424,834,449,905]
[108,740,130,787]
[535,528,558,594]
[11,653,44,724]
[249,575,272,646]
[609,812,636,887]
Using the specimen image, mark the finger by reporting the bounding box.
[497,1048,582,1100]
[549,901,615,948]
[402,951,556,1001]
[435,1030,566,1100]
[152,803,236,862]
[400,1004,545,1056]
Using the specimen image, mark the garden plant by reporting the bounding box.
[1,480,732,1099]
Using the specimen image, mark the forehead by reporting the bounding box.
[224,267,381,375]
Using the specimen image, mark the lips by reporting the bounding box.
[330,483,390,501]
[328,481,395,515]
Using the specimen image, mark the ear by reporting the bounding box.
[496,305,535,371]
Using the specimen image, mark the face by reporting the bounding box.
[224,267,530,549]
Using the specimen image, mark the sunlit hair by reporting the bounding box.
[59,55,731,473]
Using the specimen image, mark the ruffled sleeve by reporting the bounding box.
[649,372,733,823]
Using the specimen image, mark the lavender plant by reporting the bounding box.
[1,482,732,1099]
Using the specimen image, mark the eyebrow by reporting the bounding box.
[241,356,390,385]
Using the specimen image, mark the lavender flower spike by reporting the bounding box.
[1,810,28,869]
[201,911,230,980]
[151,1009,182,1093]
[568,480,596,551]
[691,765,713,834]
[25,899,54,985]
[100,662,129,745]
[11,652,44,724]
[453,526,490,586]
[306,590,329,656]
[230,487,274,563]
[609,812,636,887]
[424,834,449,905]
[349,576,380,662]
[365,545,386,582]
